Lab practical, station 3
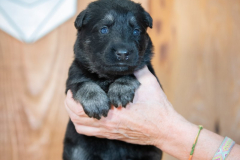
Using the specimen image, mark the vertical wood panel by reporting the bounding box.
[212,0,240,141]
[150,0,217,132]
[0,22,71,160]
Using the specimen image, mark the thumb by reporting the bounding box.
[134,66,157,85]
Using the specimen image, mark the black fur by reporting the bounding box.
[63,0,162,159]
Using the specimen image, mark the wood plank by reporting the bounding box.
[212,0,240,142]
[0,21,71,160]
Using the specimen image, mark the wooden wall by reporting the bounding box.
[0,0,239,160]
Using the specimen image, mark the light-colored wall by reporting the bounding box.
[0,0,239,160]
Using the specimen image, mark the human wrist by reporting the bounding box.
[228,144,240,160]
[153,113,226,160]
[154,112,197,159]
[150,104,188,149]
[131,100,178,147]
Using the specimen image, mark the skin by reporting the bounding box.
[65,66,240,160]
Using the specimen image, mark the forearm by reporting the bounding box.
[154,113,240,160]
[228,144,240,159]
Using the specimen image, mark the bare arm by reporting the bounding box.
[65,66,240,160]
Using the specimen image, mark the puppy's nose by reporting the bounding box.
[116,49,129,61]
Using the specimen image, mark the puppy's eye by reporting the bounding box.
[133,29,140,36]
[100,26,109,34]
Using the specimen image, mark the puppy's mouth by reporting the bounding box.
[102,63,136,75]
[107,64,129,71]
[107,62,135,68]
[111,62,130,66]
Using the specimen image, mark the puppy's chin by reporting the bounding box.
[93,64,136,77]
[105,65,131,75]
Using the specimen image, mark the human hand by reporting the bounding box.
[64,66,181,147]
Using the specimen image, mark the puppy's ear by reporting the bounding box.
[75,10,90,29]
[144,11,153,28]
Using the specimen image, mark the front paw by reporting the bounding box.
[108,76,140,108]
[74,82,110,119]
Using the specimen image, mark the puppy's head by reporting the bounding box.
[74,0,153,77]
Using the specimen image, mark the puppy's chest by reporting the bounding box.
[96,79,115,92]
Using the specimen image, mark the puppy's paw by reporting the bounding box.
[74,82,110,120]
[108,76,140,108]
[80,94,110,120]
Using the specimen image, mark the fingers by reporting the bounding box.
[65,92,101,127]
[65,101,82,123]
[65,90,87,117]
[65,98,102,136]
[64,91,129,140]
[133,66,166,104]
[74,124,101,136]
[74,124,123,140]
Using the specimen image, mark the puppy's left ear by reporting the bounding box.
[144,11,153,28]
[75,9,90,30]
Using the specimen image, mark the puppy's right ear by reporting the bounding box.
[75,10,89,30]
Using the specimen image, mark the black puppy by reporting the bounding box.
[63,0,162,159]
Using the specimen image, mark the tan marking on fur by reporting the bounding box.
[104,13,114,22]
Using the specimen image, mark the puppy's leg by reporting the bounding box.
[108,75,140,108]
[70,82,110,119]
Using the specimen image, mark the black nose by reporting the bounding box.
[116,49,130,61]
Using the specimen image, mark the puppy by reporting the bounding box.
[63,0,162,159]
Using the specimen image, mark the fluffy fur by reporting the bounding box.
[63,0,162,159]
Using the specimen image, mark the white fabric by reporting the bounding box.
[0,0,77,43]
